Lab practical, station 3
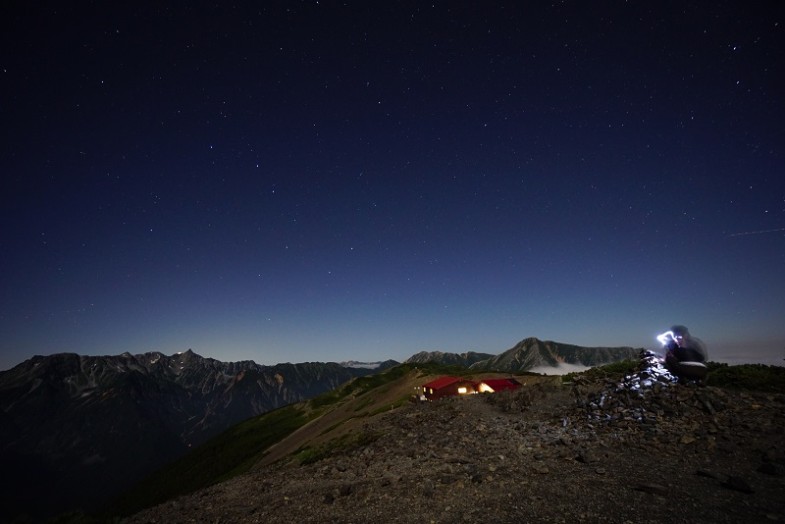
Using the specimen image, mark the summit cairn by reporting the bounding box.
[576,350,723,426]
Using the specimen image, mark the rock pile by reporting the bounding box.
[578,350,721,424]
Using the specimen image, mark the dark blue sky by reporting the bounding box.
[2,1,783,370]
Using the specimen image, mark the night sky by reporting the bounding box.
[2,2,784,371]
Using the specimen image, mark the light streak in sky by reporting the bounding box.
[727,227,785,237]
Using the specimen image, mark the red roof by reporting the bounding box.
[480,378,522,391]
[422,376,463,390]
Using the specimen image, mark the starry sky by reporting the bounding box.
[2,2,784,371]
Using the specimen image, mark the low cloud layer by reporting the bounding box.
[529,363,592,375]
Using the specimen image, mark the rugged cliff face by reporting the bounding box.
[0,350,373,521]
[405,350,495,367]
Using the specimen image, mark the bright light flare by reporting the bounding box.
[657,331,675,346]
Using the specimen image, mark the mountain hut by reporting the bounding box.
[421,376,477,400]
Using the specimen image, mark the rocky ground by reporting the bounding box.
[124,357,785,523]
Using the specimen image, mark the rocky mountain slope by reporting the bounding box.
[406,337,640,371]
[0,350,377,521]
[405,350,495,367]
[122,356,785,523]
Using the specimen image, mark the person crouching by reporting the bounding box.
[663,325,709,384]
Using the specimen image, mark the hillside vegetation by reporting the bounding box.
[108,362,462,518]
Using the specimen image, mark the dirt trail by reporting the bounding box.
[256,370,428,467]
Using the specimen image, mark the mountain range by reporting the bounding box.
[0,338,640,521]
[0,350,391,521]
[406,337,640,370]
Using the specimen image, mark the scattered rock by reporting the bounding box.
[722,476,754,494]
[421,479,434,496]
[680,434,697,444]
[633,483,669,497]
[758,462,781,476]
[532,463,550,474]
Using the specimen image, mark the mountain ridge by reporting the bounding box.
[405,350,495,367]
[406,337,641,371]
[0,349,378,521]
